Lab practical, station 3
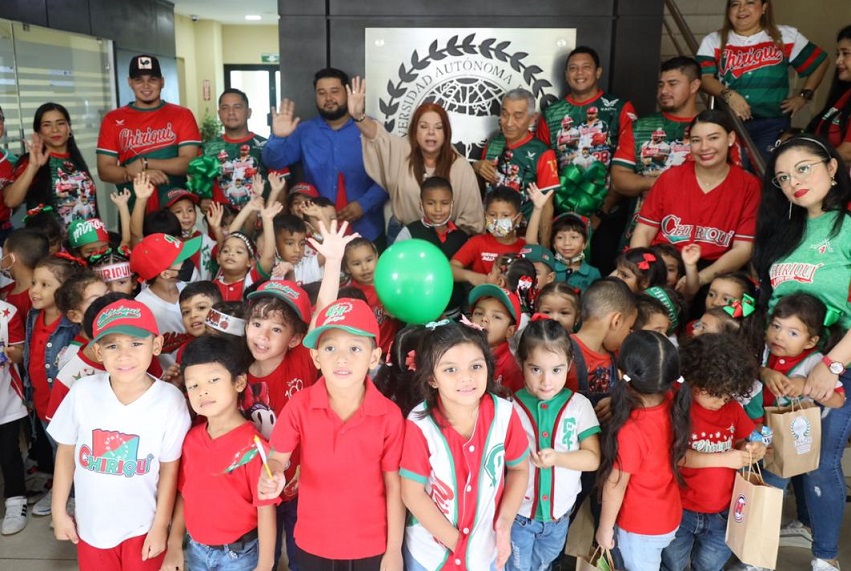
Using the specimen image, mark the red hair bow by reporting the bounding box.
[405,350,417,372]
[531,313,551,322]
[636,252,657,271]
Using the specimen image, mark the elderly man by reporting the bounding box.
[474,88,559,244]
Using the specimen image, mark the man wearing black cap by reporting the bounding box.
[96,54,201,212]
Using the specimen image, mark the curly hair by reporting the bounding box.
[680,333,757,400]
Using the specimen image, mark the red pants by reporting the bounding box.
[77,533,165,571]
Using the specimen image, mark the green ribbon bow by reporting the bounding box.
[185,155,221,199]
[554,162,608,217]
[723,294,756,319]
[824,306,842,328]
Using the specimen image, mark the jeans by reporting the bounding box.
[661,509,731,571]
[742,116,791,170]
[274,497,299,571]
[801,391,851,560]
[185,536,259,571]
[507,514,570,571]
[614,526,677,571]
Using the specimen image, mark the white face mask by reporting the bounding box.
[487,217,515,238]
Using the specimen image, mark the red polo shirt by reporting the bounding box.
[29,311,61,420]
[270,377,404,559]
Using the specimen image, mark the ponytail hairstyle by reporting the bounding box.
[613,247,668,291]
[505,257,538,314]
[597,331,691,491]
[516,316,573,367]
[25,103,92,209]
[375,324,430,417]
[412,321,498,425]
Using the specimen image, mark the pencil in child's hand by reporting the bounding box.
[254,435,274,479]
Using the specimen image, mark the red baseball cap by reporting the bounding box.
[92,299,159,343]
[130,233,202,282]
[163,188,199,208]
[303,298,380,349]
[246,279,311,324]
[290,182,319,198]
[468,284,521,322]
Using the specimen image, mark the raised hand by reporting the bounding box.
[346,76,367,120]
[26,134,49,168]
[268,172,287,197]
[271,99,300,138]
[527,182,553,210]
[250,173,265,199]
[260,200,283,221]
[109,188,132,208]
[681,243,702,267]
[133,171,155,200]
[308,220,358,261]
[206,200,224,229]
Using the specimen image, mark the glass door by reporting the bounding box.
[225,64,279,137]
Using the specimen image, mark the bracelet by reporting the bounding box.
[800,89,814,101]
[142,157,149,170]
[353,114,366,123]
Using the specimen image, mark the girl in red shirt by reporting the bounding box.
[595,331,691,571]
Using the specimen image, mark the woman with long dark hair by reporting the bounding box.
[346,77,484,238]
[4,102,99,226]
[809,25,851,162]
[629,109,761,288]
[697,0,829,162]
[753,134,851,571]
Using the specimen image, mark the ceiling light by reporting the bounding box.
[245,15,262,21]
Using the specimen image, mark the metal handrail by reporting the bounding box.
[664,0,766,178]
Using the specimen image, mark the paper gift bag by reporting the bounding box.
[565,496,595,557]
[763,399,821,478]
[725,464,783,569]
[575,546,620,571]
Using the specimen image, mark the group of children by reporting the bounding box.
[0,165,845,571]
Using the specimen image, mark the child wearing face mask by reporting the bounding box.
[451,186,526,286]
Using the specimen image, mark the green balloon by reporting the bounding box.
[375,239,453,324]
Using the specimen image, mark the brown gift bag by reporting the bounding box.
[763,398,821,478]
[575,546,620,571]
[725,462,783,569]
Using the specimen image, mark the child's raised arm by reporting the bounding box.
[595,469,630,550]
[109,189,132,248]
[524,183,553,245]
[267,172,287,205]
[307,220,358,330]
[228,195,264,235]
[51,443,79,544]
[678,243,702,300]
[257,201,283,276]
[130,172,156,246]
[142,459,179,561]
[205,201,226,246]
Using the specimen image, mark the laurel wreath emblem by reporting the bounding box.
[379,33,559,132]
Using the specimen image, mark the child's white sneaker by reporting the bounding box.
[32,489,52,516]
[779,519,813,549]
[2,496,28,535]
[812,559,841,571]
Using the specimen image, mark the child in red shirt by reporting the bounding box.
[469,284,525,393]
[595,331,691,571]
[452,186,526,286]
[661,333,766,571]
[1,228,50,318]
[162,335,280,571]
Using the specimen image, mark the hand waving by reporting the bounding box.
[308,220,357,262]
[271,99,300,138]
[346,76,367,120]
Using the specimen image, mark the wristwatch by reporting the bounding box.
[800,89,814,101]
[822,355,845,375]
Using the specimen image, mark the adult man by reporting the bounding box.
[537,46,636,271]
[97,55,201,212]
[611,56,701,246]
[203,88,288,211]
[475,88,559,244]
[262,68,387,243]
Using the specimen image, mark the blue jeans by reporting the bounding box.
[614,526,677,571]
[274,497,298,571]
[185,536,259,570]
[660,509,730,571]
[506,514,570,571]
[802,392,851,560]
[743,116,791,169]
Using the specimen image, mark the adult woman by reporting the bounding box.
[630,110,760,287]
[697,0,829,162]
[809,25,851,162]
[753,134,851,571]
[0,106,15,242]
[4,102,98,226]
[346,77,484,238]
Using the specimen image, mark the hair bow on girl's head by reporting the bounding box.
[425,318,451,330]
[723,294,755,319]
[636,252,657,271]
[531,313,551,322]
[459,314,484,331]
[405,350,417,372]
[824,306,842,328]
[23,204,54,223]
[517,275,533,291]
[54,251,87,268]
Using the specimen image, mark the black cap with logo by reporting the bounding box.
[129,55,162,79]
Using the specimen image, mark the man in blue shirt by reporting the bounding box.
[263,68,388,242]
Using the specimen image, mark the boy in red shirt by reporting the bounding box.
[468,284,525,393]
[662,334,766,571]
[1,228,49,318]
[452,186,526,285]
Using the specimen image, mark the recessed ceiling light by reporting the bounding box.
[245,15,262,21]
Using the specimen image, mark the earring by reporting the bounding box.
[788,200,793,220]
[831,178,837,186]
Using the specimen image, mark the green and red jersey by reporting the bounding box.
[203,133,289,210]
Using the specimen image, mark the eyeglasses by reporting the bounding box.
[771,160,828,188]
